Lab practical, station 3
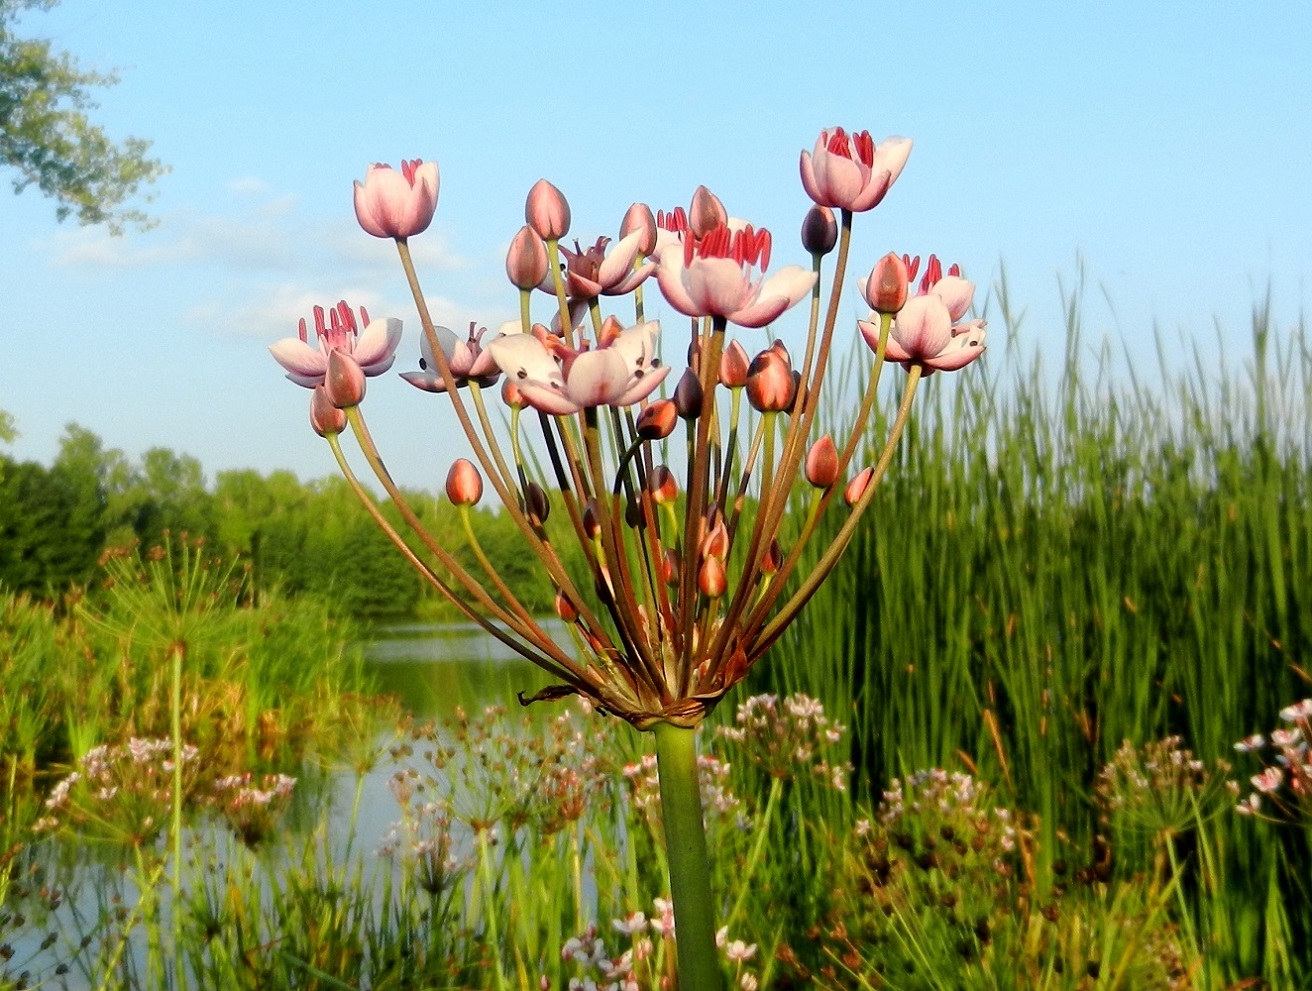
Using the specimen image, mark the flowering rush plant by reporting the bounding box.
[270,130,986,989]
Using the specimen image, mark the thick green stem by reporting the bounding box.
[653,722,720,991]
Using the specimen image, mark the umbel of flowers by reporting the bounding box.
[270,134,986,990]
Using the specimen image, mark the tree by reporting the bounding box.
[1,0,165,232]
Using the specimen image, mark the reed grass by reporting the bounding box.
[772,273,1312,986]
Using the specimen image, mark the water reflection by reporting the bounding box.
[362,620,571,718]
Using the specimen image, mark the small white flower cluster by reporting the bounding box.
[379,795,463,895]
[716,693,850,788]
[549,905,759,991]
[213,772,296,809]
[621,752,743,823]
[879,768,1016,852]
[1233,698,1312,823]
[36,737,201,835]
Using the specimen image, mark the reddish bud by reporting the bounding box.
[445,459,483,506]
[501,378,525,408]
[506,224,550,290]
[648,466,678,505]
[325,349,366,408]
[636,399,679,440]
[525,481,550,524]
[844,466,875,507]
[689,185,727,238]
[673,368,704,420]
[745,346,794,412]
[862,252,910,314]
[698,556,727,598]
[554,590,578,623]
[620,202,658,256]
[805,435,840,488]
[582,500,601,539]
[700,515,729,560]
[310,385,347,437]
[800,205,838,256]
[525,179,570,240]
[761,538,783,575]
[719,340,750,388]
[661,548,681,586]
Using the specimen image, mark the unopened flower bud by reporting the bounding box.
[525,481,550,524]
[801,205,838,256]
[325,349,366,408]
[862,252,910,314]
[582,500,600,539]
[506,224,549,290]
[554,589,578,623]
[661,549,680,586]
[501,378,525,408]
[689,185,727,238]
[719,340,750,389]
[744,346,793,412]
[620,202,658,256]
[310,384,346,436]
[525,178,570,240]
[761,538,783,575]
[625,497,644,529]
[700,516,729,560]
[445,459,483,506]
[648,466,678,505]
[844,466,875,507]
[636,399,678,440]
[698,556,727,598]
[805,435,839,488]
[674,368,704,420]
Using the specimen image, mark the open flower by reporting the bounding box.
[401,322,500,392]
[656,224,816,328]
[544,231,652,300]
[353,159,439,239]
[859,256,986,374]
[800,128,911,212]
[488,320,670,415]
[270,301,403,388]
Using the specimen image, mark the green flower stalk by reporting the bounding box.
[268,132,989,990]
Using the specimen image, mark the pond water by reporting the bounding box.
[361,620,564,719]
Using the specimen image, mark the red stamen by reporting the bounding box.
[919,255,943,294]
[852,130,875,168]
[688,224,772,271]
[825,127,851,158]
[948,263,962,278]
[658,206,689,234]
[359,305,371,327]
[313,305,328,339]
[297,317,308,343]
[401,159,420,186]
[904,254,921,283]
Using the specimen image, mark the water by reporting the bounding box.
[361,619,568,718]
[11,622,573,988]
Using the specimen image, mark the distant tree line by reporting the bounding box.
[0,421,569,617]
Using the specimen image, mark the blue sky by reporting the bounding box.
[3,1,1309,489]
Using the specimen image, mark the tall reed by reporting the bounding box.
[773,272,1312,984]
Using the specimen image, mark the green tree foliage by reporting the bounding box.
[0,453,104,592]
[0,418,573,618]
[1,0,166,232]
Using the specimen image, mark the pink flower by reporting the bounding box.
[488,320,671,415]
[656,224,816,329]
[401,322,500,392]
[270,301,402,387]
[800,128,911,212]
[353,160,439,239]
[859,256,986,374]
[543,232,653,299]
